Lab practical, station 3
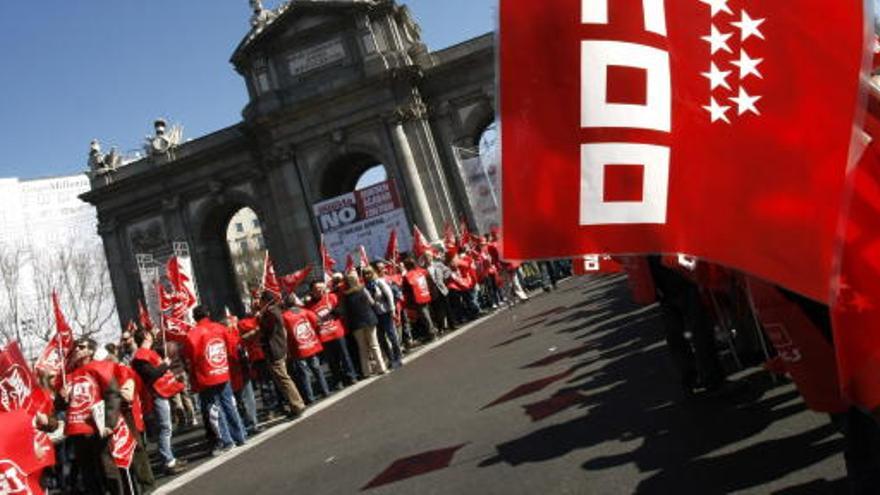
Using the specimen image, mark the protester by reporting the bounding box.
[184,306,248,454]
[63,337,125,494]
[341,271,388,377]
[131,329,187,474]
[364,265,402,369]
[305,280,358,389]
[423,250,456,334]
[253,292,307,418]
[402,257,437,342]
[282,294,331,404]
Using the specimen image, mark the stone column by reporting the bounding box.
[98,219,137,326]
[390,119,439,240]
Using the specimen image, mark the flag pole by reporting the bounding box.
[58,330,67,388]
[125,468,136,495]
[155,279,168,357]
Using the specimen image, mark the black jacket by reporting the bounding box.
[342,287,378,330]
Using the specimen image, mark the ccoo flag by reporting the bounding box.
[500,0,871,302]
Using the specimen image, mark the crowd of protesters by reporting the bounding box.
[0,232,571,495]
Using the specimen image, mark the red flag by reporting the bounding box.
[831,92,880,411]
[321,240,337,278]
[0,408,56,493]
[35,291,75,376]
[279,265,312,294]
[358,245,370,269]
[500,0,869,302]
[165,257,196,314]
[0,342,38,414]
[162,315,193,338]
[385,229,400,263]
[137,300,154,332]
[413,225,431,258]
[261,253,281,299]
[110,417,137,469]
[344,254,355,274]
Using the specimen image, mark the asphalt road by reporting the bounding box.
[161,275,846,494]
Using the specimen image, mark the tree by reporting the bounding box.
[0,243,25,345]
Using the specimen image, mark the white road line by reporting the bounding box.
[154,308,506,493]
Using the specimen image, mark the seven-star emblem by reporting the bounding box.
[730,87,762,115]
[701,62,732,91]
[731,10,765,41]
[703,97,731,123]
[702,24,733,55]
[731,49,764,80]
[699,0,733,18]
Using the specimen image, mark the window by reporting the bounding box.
[256,235,265,250]
[252,219,260,228]
[239,240,248,252]
[235,223,244,233]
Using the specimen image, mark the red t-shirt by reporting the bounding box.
[305,294,347,343]
[184,319,232,390]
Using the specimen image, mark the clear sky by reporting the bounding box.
[0,0,496,180]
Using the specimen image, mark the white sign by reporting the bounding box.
[288,38,346,76]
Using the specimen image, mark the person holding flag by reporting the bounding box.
[62,337,125,494]
[306,280,358,389]
[131,329,187,475]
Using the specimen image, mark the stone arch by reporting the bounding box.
[314,145,395,200]
[189,188,267,317]
[459,98,496,148]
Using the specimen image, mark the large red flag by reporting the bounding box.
[385,229,400,263]
[279,265,313,294]
[165,256,197,315]
[35,291,75,376]
[344,254,355,274]
[831,90,880,411]
[500,0,870,302]
[412,225,431,258]
[0,342,38,414]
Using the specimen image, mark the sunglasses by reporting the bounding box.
[76,344,89,350]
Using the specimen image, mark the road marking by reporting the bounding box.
[154,307,509,493]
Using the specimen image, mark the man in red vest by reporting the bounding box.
[283,294,330,404]
[131,329,187,474]
[184,306,247,454]
[306,281,358,390]
[63,337,124,494]
[402,257,437,342]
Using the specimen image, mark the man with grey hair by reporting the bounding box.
[422,250,456,333]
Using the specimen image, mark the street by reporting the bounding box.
[159,275,845,494]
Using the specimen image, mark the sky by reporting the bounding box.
[0,0,496,180]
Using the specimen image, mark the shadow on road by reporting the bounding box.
[478,277,843,493]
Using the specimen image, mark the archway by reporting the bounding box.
[319,152,390,199]
[194,199,267,317]
[225,207,266,310]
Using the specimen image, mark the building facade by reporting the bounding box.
[81,0,496,322]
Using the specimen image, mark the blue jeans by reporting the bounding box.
[376,312,402,367]
[203,382,247,447]
[324,338,357,388]
[153,396,175,466]
[235,381,258,431]
[292,356,330,403]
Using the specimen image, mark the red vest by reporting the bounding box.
[65,360,117,437]
[225,325,246,392]
[749,279,849,413]
[185,319,231,390]
[283,309,324,360]
[405,268,432,305]
[238,317,266,363]
[306,294,346,343]
[132,348,185,400]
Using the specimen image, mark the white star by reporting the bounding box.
[702,24,733,55]
[701,62,732,91]
[730,49,764,80]
[703,97,731,123]
[731,10,765,42]
[730,87,762,116]
[699,0,733,18]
